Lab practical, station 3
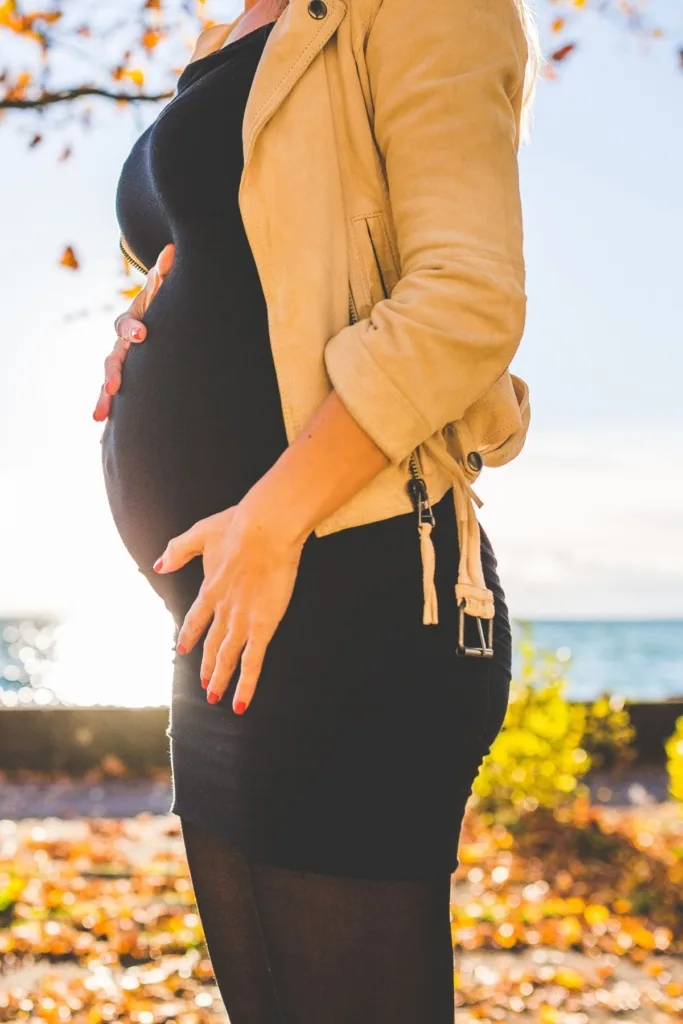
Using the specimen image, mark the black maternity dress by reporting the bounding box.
[102,19,513,885]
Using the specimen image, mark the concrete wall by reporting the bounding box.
[0,701,681,775]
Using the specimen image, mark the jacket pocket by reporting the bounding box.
[351,211,400,313]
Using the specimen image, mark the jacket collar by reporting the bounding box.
[242,0,347,167]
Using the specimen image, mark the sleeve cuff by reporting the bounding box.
[324,320,431,466]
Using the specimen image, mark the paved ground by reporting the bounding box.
[1,802,681,1022]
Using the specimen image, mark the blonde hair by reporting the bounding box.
[511,0,544,145]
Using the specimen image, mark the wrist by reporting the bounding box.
[238,472,314,551]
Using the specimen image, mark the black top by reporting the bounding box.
[102,20,285,574]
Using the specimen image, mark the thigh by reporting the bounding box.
[181,819,284,1024]
[249,860,455,1024]
[182,818,455,1024]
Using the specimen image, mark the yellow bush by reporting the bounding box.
[582,691,637,772]
[471,623,639,822]
[665,715,683,802]
[472,623,591,819]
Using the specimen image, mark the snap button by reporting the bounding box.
[467,451,483,472]
[308,0,327,18]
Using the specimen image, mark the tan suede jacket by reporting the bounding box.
[120,0,531,653]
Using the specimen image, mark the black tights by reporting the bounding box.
[181,819,455,1024]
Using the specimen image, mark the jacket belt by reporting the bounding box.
[417,435,495,626]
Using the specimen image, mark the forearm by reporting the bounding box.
[240,389,390,546]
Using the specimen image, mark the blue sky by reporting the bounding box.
[1,3,682,636]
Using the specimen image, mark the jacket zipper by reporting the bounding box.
[119,237,149,276]
[348,287,358,327]
[406,449,435,527]
[348,282,434,526]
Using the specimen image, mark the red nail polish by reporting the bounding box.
[201,678,209,690]
[207,691,220,704]
[131,327,142,340]
[153,557,164,572]
[234,701,247,715]
[176,643,188,655]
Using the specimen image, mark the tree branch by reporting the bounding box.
[0,86,174,110]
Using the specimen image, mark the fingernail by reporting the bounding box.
[153,557,164,572]
[131,326,142,340]
[207,690,220,704]
[234,701,247,715]
[201,678,210,690]
[176,643,188,655]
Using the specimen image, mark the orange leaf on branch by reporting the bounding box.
[113,67,146,88]
[142,28,163,50]
[59,245,79,270]
[552,42,577,63]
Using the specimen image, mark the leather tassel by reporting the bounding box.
[418,521,439,625]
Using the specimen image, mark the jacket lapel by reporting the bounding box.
[242,0,347,168]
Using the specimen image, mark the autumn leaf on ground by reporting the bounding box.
[59,246,79,270]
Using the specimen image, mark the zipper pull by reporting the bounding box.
[407,475,435,527]
[406,461,439,625]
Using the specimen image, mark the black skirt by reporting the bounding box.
[102,20,513,881]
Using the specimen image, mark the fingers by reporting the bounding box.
[198,610,268,715]
[103,336,128,395]
[202,617,268,715]
[114,313,146,345]
[92,335,129,421]
[114,243,175,340]
[156,242,175,278]
[232,635,267,712]
[153,518,208,575]
[92,382,111,423]
[95,244,175,423]
[175,582,218,657]
[198,606,229,690]
[204,615,246,704]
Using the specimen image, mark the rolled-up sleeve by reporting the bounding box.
[324,0,529,466]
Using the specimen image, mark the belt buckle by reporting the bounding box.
[456,600,494,658]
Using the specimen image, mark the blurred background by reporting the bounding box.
[1,2,683,1022]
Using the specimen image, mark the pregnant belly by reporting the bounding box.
[100,267,288,571]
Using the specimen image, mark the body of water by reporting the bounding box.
[0,616,681,707]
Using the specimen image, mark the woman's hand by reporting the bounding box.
[151,385,390,714]
[93,242,175,422]
[153,498,306,714]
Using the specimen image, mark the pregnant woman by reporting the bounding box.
[96,0,539,1019]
